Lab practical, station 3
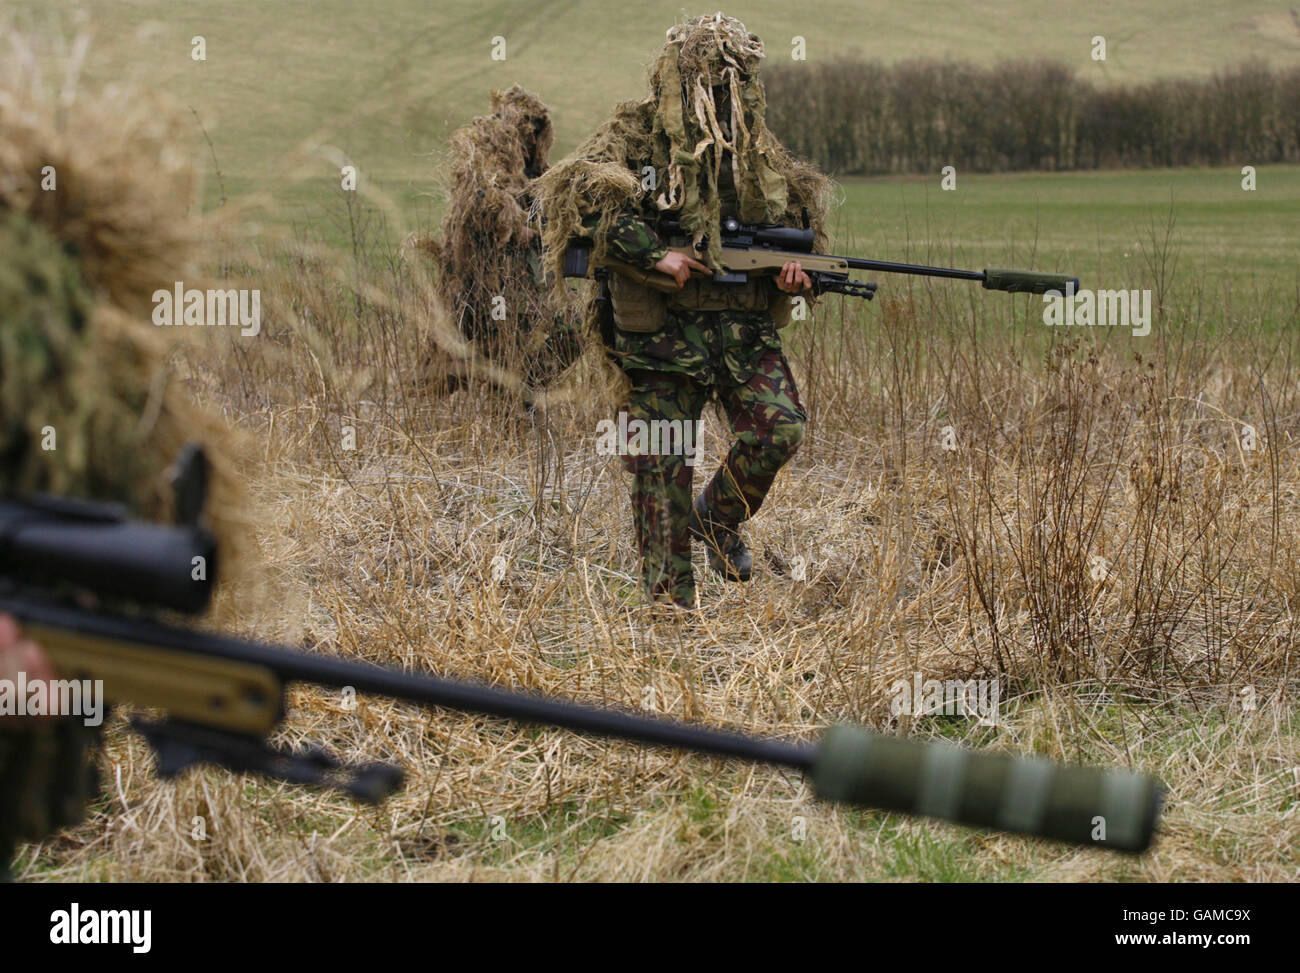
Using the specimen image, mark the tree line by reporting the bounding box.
[763,58,1300,174]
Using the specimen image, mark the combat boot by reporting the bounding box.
[688,495,752,582]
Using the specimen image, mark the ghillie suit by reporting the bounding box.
[533,15,834,284]
[532,13,835,609]
[0,35,253,875]
[412,85,582,391]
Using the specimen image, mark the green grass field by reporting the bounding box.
[837,167,1300,299]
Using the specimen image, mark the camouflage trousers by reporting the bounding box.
[0,720,100,880]
[620,349,806,607]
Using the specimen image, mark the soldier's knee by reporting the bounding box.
[769,413,806,457]
[622,448,687,481]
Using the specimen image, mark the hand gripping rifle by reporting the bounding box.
[562,215,1079,300]
[0,447,1158,852]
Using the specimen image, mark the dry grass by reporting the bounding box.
[11,197,1299,882]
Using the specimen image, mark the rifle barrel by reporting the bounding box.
[0,593,816,771]
[274,640,818,770]
[841,256,985,282]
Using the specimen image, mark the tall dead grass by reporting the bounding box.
[14,184,1300,882]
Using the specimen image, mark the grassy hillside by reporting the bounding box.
[11,1,1300,220]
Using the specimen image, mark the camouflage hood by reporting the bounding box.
[0,30,255,605]
[533,12,834,283]
[647,12,789,270]
[490,83,554,179]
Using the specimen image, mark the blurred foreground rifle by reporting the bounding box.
[0,448,1157,852]
[562,215,1079,300]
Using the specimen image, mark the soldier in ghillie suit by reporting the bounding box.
[534,13,834,609]
[0,49,250,878]
[410,84,581,390]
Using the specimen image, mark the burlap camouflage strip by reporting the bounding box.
[0,36,255,876]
